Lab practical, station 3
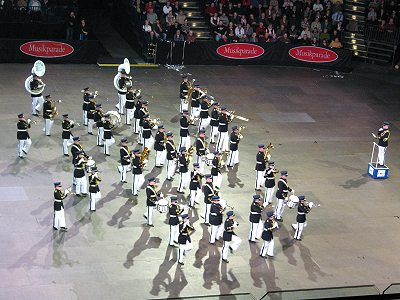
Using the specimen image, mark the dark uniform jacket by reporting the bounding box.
[131,156,143,174]
[62,120,74,139]
[54,189,67,211]
[189,171,203,190]
[71,143,87,162]
[179,115,189,137]
[218,113,230,132]
[142,119,152,139]
[211,156,221,176]
[203,182,214,204]
[196,137,206,156]
[191,89,201,108]
[134,101,143,119]
[154,131,166,151]
[264,168,276,188]
[17,120,30,140]
[255,151,267,171]
[138,107,148,127]
[120,146,131,166]
[209,202,223,225]
[178,154,189,173]
[200,101,211,119]
[125,91,135,109]
[94,110,104,127]
[103,120,114,139]
[87,100,96,120]
[73,156,86,178]
[43,100,52,119]
[261,219,274,241]
[296,202,308,223]
[168,203,183,225]
[88,174,101,193]
[378,128,390,147]
[229,132,240,151]
[210,108,220,127]
[275,178,291,199]
[146,185,158,207]
[166,140,177,160]
[249,202,262,223]
[178,222,193,244]
[82,93,92,111]
[223,218,237,241]
[180,81,189,99]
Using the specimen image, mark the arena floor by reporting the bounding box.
[0,63,399,300]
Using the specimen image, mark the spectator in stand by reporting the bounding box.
[321,18,332,32]
[280,14,289,28]
[220,12,229,26]
[248,14,257,26]
[210,12,220,32]
[332,29,341,41]
[176,10,187,25]
[235,23,247,41]
[298,33,310,44]
[66,11,76,41]
[181,19,191,36]
[172,2,180,15]
[332,9,343,25]
[146,30,158,46]
[145,1,155,14]
[143,20,152,35]
[276,24,286,37]
[329,37,342,48]
[311,37,319,46]
[168,22,180,39]
[249,32,258,42]
[282,0,294,14]
[258,12,267,24]
[227,29,237,42]
[279,32,291,43]
[240,15,248,27]
[215,21,228,41]
[313,0,324,12]
[378,19,387,32]
[163,1,172,15]
[231,12,240,25]
[311,17,322,33]
[255,22,266,37]
[301,17,310,30]
[166,11,176,27]
[288,24,299,40]
[173,29,185,41]
[147,8,158,25]
[367,8,377,23]
[386,18,396,32]
[186,30,196,43]
[154,19,167,40]
[79,19,89,40]
[226,3,234,20]
[299,25,311,39]
[310,28,319,41]
[244,23,254,39]
[321,39,329,47]
[377,7,387,23]
[206,3,217,17]
[319,28,330,42]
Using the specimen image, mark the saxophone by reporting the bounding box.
[139,147,151,167]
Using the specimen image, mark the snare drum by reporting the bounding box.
[157,198,169,213]
[202,153,214,166]
[85,159,96,173]
[287,195,299,209]
[105,110,122,128]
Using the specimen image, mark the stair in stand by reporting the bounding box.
[181,0,212,40]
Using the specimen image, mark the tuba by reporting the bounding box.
[25,60,46,95]
[140,147,151,167]
[183,79,195,104]
[113,58,133,93]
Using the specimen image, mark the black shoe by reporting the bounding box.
[249,240,256,243]
[53,227,58,230]
[121,181,127,183]
[177,190,184,194]
[22,150,28,155]
[259,254,266,258]
[133,194,138,196]
[169,244,179,248]
[255,188,261,192]
[210,142,216,144]
[178,262,184,265]
[143,215,147,219]
[204,223,210,226]
[64,154,69,157]
[18,156,24,159]
[32,114,39,117]
[166,177,174,181]
[88,133,93,135]
[222,259,229,263]
[229,247,233,254]
[105,154,110,156]
[147,224,154,227]
[276,218,283,222]
[60,227,68,231]
[97,145,104,147]
[46,135,51,137]
[81,193,88,197]
[75,194,81,197]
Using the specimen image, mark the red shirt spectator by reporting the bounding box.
[206,3,218,17]
[144,1,155,13]
[255,23,266,36]
[242,0,251,8]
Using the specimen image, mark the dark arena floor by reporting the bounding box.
[1,63,400,300]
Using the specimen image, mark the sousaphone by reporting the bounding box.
[113,58,132,93]
[25,60,46,95]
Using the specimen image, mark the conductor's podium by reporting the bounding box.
[368,163,389,179]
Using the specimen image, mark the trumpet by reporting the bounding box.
[226,110,249,122]
[265,142,274,161]
[71,120,81,127]
[27,119,37,125]
[238,125,245,139]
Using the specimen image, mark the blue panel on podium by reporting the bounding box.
[368,163,389,179]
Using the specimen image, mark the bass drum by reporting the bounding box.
[287,195,299,209]
[105,111,122,128]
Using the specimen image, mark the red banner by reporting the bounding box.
[216,43,265,59]
[288,46,338,63]
[20,40,74,58]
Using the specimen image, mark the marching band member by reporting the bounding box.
[209,196,224,244]
[178,214,195,265]
[17,113,32,159]
[86,95,96,135]
[260,211,277,258]
[165,131,177,181]
[154,125,167,167]
[133,95,143,134]
[275,171,292,222]
[373,121,390,166]
[255,144,267,191]
[131,149,145,196]
[168,196,183,247]
[73,151,88,197]
[61,114,75,157]
[216,106,232,153]
[144,177,160,227]
[209,102,220,144]
[88,167,101,211]
[177,147,191,193]
[53,182,69,231]
[179,74,189,113]
[195,129,207,172]
[116,63,131,115]
[190,83,202,119]
[125,86,136,125]
[211,151,223,189]
[30,73,45,116]
[103,114,115,156]
[82,87,95,126]
[189,163,203,207]
[138,101,149,144]
[264,161,278,205]
[202,174,214,225]
[222,211,241,263]
[119,137,131,183]
[71,136,88,162]
[94,104,104,146]
[198,96,212,133]
[142,114,155,150]
[248,195,263,242]
[42,95,55,136]
[227,126,240,167]
[292,196,309,241]
[179,109,191,150]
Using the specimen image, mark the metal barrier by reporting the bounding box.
[364,24,400,45]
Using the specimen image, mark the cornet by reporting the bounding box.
[71,120,81,127]
[27,119,37,125]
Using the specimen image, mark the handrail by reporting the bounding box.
[364,24,400,45]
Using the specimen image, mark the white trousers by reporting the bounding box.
[169,224,179,245]
[177,171,191,192]
[89,191,100,211]
[43,119,54,136]
[249,221,263,241]
[18,139,32,157]
[104,137,115,155]
[134,118,140,134]
[189,188,201,206]
[155,150,167,166]
[275,198,286,220]
[63,137,74,155]
[75,176,87,195]
[260,238,275,257]
[217,131,229,152]
[191,106,200,118]
[97,127,104,146]
[143,136,154,151]
[264,187,275,205]
[210,224,223,244]
[53,208,66,229]
[87,118,94,134]
[209,126,218,143]
[293,222,305,240]
[222,236,242,260]
[198,117,211,132]
[180,99,189,113]
[179,136,191,150]
[212,173,222,189]
[132,173,145,195]
[255,170,265,190]
[125,108,134,125]
[119,164,129,182]
[144,206,155,225]
[166,159,177,179]
[203,203,211,224]
[196,155,206,173]
[83,110,88,126]
[378,145,387,165]
[178,241,192,263]
[227,150,239,167]
[117,94,126,114]
[32,96,44,114]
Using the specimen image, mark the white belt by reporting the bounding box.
[219,123,227,126]
[143,128,151,131]
[180,127,188,129]
[298,212,305,215]
[210,213,217,216]
[231,142,236,144]
[250,212,260,215]
[18,129,27,131]
[104,129,111,132]
[256,162,263,164]
[63,129,70,131]
[201,109,208,111]
[170,215,177,217]
[211,118,217,120]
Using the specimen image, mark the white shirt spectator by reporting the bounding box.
[163,3,172,15]
[235,26,245,37]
